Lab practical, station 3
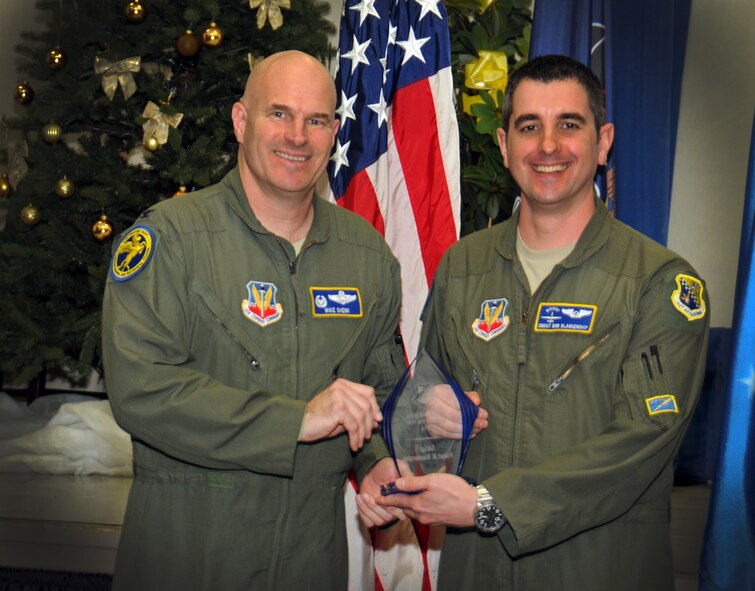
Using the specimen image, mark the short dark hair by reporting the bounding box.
[501,54,606,133]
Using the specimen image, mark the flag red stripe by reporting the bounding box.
[338,170,386,236]
[391,77,458,283]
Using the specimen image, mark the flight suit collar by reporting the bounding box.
[494,195,612,267]
[220,166,333,244]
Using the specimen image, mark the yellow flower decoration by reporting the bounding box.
[249,0,291,30]
[462,50,508,116]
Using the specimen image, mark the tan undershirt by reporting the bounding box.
[292,238,305,255]
[516,228,576,293]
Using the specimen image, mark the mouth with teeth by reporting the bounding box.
[276,151,308,163]
[533,163,568,173]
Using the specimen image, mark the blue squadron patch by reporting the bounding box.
[646,394,679,415]
[671,274,706,321]
[472,298,510,341]
[534,303,597,333]
[110,225,155,282]
[310,287,363,317]
[242,281,283,326]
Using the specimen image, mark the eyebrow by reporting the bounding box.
[268,103,333,123]
[512,112,589,127]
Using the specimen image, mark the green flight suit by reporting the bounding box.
[422,199,710,591]
[102,167,404,590]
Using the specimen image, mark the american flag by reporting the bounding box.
[328,0,461,362]
[329,0,460,589]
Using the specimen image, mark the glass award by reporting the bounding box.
[380,348,479,495]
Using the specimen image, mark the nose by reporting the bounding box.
[539,126,559,155]
[284,117,308,146]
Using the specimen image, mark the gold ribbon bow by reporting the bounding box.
[141,101,184,145]
[462,50,508,115]
[249,0,290,30]
[94,56,141,101]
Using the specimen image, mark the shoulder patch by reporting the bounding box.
[110,225,155,282]
[646,394,679,415]
[671,274,706,321]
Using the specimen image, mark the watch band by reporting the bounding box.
[474,484,506,534]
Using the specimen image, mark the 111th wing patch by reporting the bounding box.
[671,274,706,321]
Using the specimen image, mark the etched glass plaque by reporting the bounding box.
[380,349,478,494]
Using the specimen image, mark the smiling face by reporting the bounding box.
[497,78,613,214]
[232,52,338,205]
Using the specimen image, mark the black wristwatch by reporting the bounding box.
[474,484,506,534]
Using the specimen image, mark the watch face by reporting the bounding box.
[475,506,505,533]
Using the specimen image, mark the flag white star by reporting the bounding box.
[379,55,390,84]
[342,35,371,73]
[387,21,398,45]
[331,138,350,176]
[368,90,389,128]
[396,27,429,65]
[336,91,358,122]
[413,0,442,20]
[738,365,755,399]
[349,0,380,26]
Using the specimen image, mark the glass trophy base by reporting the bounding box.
[380,481,421,496]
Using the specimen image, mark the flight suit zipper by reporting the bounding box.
[547,328,615,393]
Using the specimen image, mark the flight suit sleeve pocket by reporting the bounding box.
[621,344,681,430]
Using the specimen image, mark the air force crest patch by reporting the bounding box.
[110,225,155,282]
[472,298,510,341]
[535,303,597,333]
[671,274,706,321]
[242,281,283,326]
[646,394,679,415]
[310,287,362,317]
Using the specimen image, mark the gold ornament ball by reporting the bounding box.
[20,204,41,226]
[42,121,63,144]
[176,30,200,58]
[143,136,160,151]
[202,22,223,48]
[55,177,75,198]
[125,1,147,23]
[173,186,188,198]
[92,215,113,241]
[46,46,67,70]
[0,175,11,199]
[14,81,34,105]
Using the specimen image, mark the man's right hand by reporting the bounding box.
[299,378,382,451]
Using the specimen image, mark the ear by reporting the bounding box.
[597,123,614,166]
[231,102,247,144]
[497,127,509,168]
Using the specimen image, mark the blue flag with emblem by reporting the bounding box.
[529,0,691,246]
[699,115,755,590]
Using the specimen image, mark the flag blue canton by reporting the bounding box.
[328,0,451,197]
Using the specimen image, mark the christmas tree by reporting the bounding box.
[0,0,529,388]
[0,0,335,386]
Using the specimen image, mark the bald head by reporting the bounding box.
[240,50,336,112]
